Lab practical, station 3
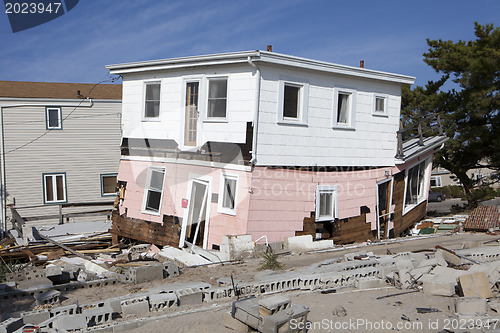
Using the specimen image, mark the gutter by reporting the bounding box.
[247,53,261,168]
[0,99,93,238]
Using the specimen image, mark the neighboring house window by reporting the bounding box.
[277,80,309,124]
[101,174,118,196]
[46,107,62,129]
[219,174,237,215]
[144,82,161,118]
[404,160,429,209]
[207,78,228,118]
[315,185,337,221]
[373,95,388,115]
[333,88,356,128]
[143,167,165,214]
[430,176,442,188]
[43,173,66,204]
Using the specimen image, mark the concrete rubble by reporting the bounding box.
[7,219,500,332]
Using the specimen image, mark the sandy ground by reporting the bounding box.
[3,232,500,332]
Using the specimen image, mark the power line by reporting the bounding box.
[6,76,120,154]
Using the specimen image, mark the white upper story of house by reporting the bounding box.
[107,50,415,167]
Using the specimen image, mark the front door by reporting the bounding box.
[377,178,393,239]
[180,179,209,248]
[185,82,199,146]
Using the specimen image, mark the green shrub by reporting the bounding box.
[439,185,465,198]
[260,248,283,271]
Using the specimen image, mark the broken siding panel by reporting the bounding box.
[2,101,121,217]
[256,64,401,167]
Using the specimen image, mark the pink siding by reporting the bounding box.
[118,160,251,248]
[248,166,391,243]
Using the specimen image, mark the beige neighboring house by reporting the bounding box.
[0,81,122,235]
[431,165,499,189]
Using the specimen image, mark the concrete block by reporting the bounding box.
[52,314,87,331]
[258,295,290,316]
[45,265,62,277]
[149,293,177,311]
[436,249,464,266]
[50,303,78,316]
[126,264,163,284]
[454,297,488,315]
[83,305,114,327]
[221,234,255,260]
[417,257,447,268]
[121,298,150,316]
[357,277,385,290]
[423,280,456,296]
[163,261,179,278]
[463,241,481,249]
[34,289,60,306]
[458,271,493,298]
[20,309,50,325]
[175,288,203,306]
[232,298,261,330]
[223,312,251,332]
[261,311,290,333]
[0,317,23,333]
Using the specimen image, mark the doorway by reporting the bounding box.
[180,179,209,248]
[377,178,393,239]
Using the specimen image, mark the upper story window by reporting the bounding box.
[333,88,356,129]
[46,107,62,130]
[277,80,309,125]
[144,82,161,119]
[207,78,227,118]
[373,94,388,116]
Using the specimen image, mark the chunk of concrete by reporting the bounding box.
[175,288,203,306]
[454,297,488,315]
[126,263,163,284]
[34,289,60,306]
[458,271,493,298]
[0,317,23,333]
[436,249,464,266]
[149,293,177,311]
[357,277,385,290]
[423,280,456,296]
[20,309,50,325]
[121,299,150,316]
[258,295,290,317]
[232,297,261,330]
[52,314,87,331]
[220,235,255,261]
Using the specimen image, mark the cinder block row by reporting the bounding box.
[0,317,23,333]
[84,305,114,327]
[149,293,177,311]
[20,309,51,326]
[121,297,150,317]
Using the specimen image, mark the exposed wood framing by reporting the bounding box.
[392,170,427,236]
[109,210,181,247]
[331,213,372,244]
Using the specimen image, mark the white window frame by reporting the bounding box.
[142,166,165,215]
[205,76,228,121]
[218,173,238,216]
[46,107,62,130]
[403,158,431,215]
[333,88,356,129]
[430,176,442,188]
[142,81,161,121]
[373,94,389,117]
[315,185,338,221]
[277,80,309,126]
[43,173,67,204]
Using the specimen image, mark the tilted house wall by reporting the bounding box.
[107,51,446,249]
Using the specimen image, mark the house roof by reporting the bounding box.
[397,136,449,164]
[106,50,415,85]
[0,81,122,100]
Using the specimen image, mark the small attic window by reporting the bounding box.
[46,107,62,130]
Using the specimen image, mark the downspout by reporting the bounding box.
[247,55,261,169]
[0,99,93,239]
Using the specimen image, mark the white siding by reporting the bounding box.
[255,64,401,167]
[121,64,256,148]
[0,100,121,217]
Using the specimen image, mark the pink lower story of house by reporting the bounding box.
[117,152,432,249]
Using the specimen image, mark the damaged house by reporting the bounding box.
[106,50,447,249]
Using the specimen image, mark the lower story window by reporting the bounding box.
[219,174,238,215]
[405,160,428,207]
[430,176,442,188]
[316,185,337,221]
[43,173,66,204]
[143,167,165,214]
[101,174,118,196]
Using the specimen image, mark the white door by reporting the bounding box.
[180,179,209,248]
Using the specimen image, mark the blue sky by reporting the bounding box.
[0,0,498,87]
